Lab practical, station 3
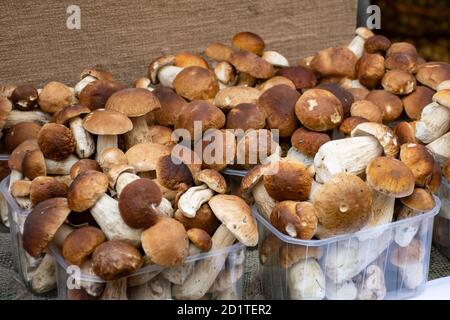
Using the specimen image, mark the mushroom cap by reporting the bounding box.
[82,109,133,135]
[347,87,370,101]
[393,121,417,145]
[381,69,417,95]
[175,100,225,137]
[173,66,219,101]
[276,66,317,90]
[258,84,300,137]
[107,164,135,188]
[442,159,450,181]
[10,85,38,110]
[92,240,143,280]
[290,127,331,157]
[356,53,385,88]
[204,42,234,62]
[428,160,442,193]
[295,88,344,131]
[148,125,174,146]
[270,201,317,240]
[38,81,74,113]
[52,104,91,124]
[316,83,354,117]
[156,154,193,191]
[313,173,372,238]
[399,143,435,187]
[386,42,418,59]
[231,31,265,56]
[30,176,69,206]
[338,116,368,135]
[229,50,275,79]
[416,62,450,90]
[141,217,189,267]
[80,67,113,81]
[400,188,435,211]
[105,88,161,117]
[385,42,418,72]
[351,122,399,158]
[239,165,267,199]
[23,197,71,257]
[364,35,391,54]
[258,76,296,93]
[433,89,450,109]
[389,239,425,267]
[174,203,221,236]
[4,122,41,153]
[125,142,171,172]
[175,51,209,68]
[70,159,102,179]
[226,103,266,131]
[310,46,357,78]
[366,156,415,197]
[79,80,125,110]
[146,55,176,84]
[22,149,47,180]
[366,90,403,122]
[263,159,312,201]
[119,178,162,229]
[8,139,39,172]
[350,100,384,123]
[97,148,127,173]
[208,194,258,246]
[194,169,227,194]
[152,87,188,126]
[37,123,75,161]
[0,97,12,130]
[194,129,236,171]
[235,129,278,167]
[0,84,16,99]
[62,226,106,266]
[187,228,212,251]
[279,244,323,268]
[214,86,261,111]
[67,170,109,212]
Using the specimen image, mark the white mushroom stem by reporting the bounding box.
[355,265,386,300]
[69,117,95,158]
[124,116,153,150]
[288,259,326,300]
[398,262,424,290]
[156,198,174,217]
[437,80,450,91]
[31,253,56,294]
[161,244,200,285]
[262,51,290,67]
[172,224,236,300]
[348,35,365,59]
[178,184,215,218]
[9,169,23,192]
[210,263,244,293]
[0,193,9,228]
[91,194,142,246]
[45,155,79,175]
[128,275,171,300]
[326,280,357,300]
[96,135,118,162]
[74,75,96,97]
[213,288,238,300]
[415,102,450,144]
[52,224,74,248]
[158,66,183,88]
[426,131,450,165]
[214,61,236,85]
[252,181,276,221]
[15,197,32,210]
[395,206,420,247]
[4,110,51,128]
[115,172,140,196]
[100,278,128,300]
[286,147,314,167]
[309,180,323,202]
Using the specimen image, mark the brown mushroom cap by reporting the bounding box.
[148,125,174,146]
[173,66,219,101]
[37,123,75,161]
[385,42,418,73]
[106,88,161,117]
[428,160,442,193]
[232,31,265,56]
[214,86,261,111]
[10,85,38,110]
[382,69,417,95]
[258,76,296,93]
[290,127,330,157]
[194,169,227,194]
[80,67,113,81]
[38,81,74,113]
[401,86,435,120]
[156,155,193,191]
[0,97,12,130]
[208,194,258,246]
[389,239,425,267]
[8,139,39,172]
[433,89,450,109]
[276,67,317,90]
[175,100,225,137]
[175,52,209,68]
[152,87,188,126]
[393,121,417,145]
[229,50,275,79]
[347,87,370,101]
[416,62,450,90]
[62,226,106,266]
[366,156,415,197]
[70,159,102,179]
[79,80,125,110]
[194,129,236,171]
[316,83,354,117]
[107,164,135,188]
[350,100,384,123]
[118,178,162,228]
[263,159,312,201]
[226,103,266,131]
[30,176,69,206]
[338,116,369,136]
[82,109,133,135]
[22,149,47,180]
[23,197,71,257]
[141,217,189,267]
[235,129,277,167]
[442,159,450,181]
[125,142,171,172]
[174,203,220,235]
[364,35,391,54]
[399,143,435,187]
[4,122,41,153]
[313,173,372,238]
[366,90,403,122]
[97,148,127,173]
[400,188,435,211]
[67,170,109,212]
[204,42,234,62]
[295,88,344,131]
[52,104,91,124]
[310,46,357,78]
[187,228,212,251]
[92,240,143,280]
[270,201,317,240]
[356,53,385,88]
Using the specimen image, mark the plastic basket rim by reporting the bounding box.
[222,168,248,177]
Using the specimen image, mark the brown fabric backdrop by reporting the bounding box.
[0,0,357,87]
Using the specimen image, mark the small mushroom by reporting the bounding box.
[288,259,326,300]
[415,62,450,90]
[350,100,384,123]
[351,122,399,158]
[178,184,215,218]
[366,90,403,123]
[389,239,425,290]
[402,86,435,120]
[62,226,106,266]
[270,201,317,240]
[381,69,417,95]
[232,32,265,56]
[174,203,220,236]
[38,81,75,114]
[226,103,266,131]
[399,143,435,187]
[415,102,450,144]
[214,86,260,111]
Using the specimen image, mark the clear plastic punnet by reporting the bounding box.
[433,178,450,258]
[254,197,440,300]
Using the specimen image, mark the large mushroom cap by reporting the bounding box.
[276,67,317,90]
[8,139,39,172]
[105,88,161,117]
[310,46,357,78]
[229,50,275,79]
[316,83,354,117]
[402,86,434,120]
[366,90,403,123]
[415,62,450,90]
[291,127,330,157]
[231,31,265,56]
[52,104,91,124]
[226,103,266,131]
[79,80,125,110]
[399,143,435,187]
[82,109,133,135]
[37,123,75,161]
[381,69,417,95]
[156,154,193,191]
[270,201,317,240]
[4,122,41,153]
[30,176,69,206]
[152,87,187,126]
[400,188,435,212]
[173,66,219,101]
[67,170,109,212]
[22,148,47,180]
[314,173,372,238]
[214,86,261,111]
[175,100,225,137]
[62,226,106,266]
[38,81,74,113]
[208,194,258,246]
[125,142,171,172]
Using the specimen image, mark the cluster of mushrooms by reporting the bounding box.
[0,26,449,300]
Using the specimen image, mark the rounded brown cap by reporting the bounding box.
[393,121,417,145]
[38,81,74,113]
[0,84,16,99]
[316,83,354,117]
[263,159,312,201]
[22,149,46,180]
[364,35,391,54]
[214,86,261,111]
[204,42,234,62]
[80,67,113,81]
[156,154,193,191]
[30,176,69,206]
[258,84,300,137]
[416,62,450,90]
[366,156,415,197]
[67,170,109,212]
[400,188,435,211]
[70,159,102,179]
[52,104,91,125]
[442,159,450,181]
[382,69,417,95]
[175,100,225,137]
[4,122,41,153]
[148,125,174,146]
[428,160,442,193]
[399,143,435,187]
[175,52,208,68]
[226,103,266,131]
[82,109,133,135]
[8,139,39,172]
[79,80,125,110]
[141,217,189,267]
[209,194,258,246]
[291,127,330,157]
[310,46,357,78]
[347,87,370,101]
[23,197,71,257]
[433,89,450,109]
[389,239,424,267]
[97,148,127,173]
[107,164,135,188]
[295,88,344,131]
[385,42,418,73]
[350,100,384,123]
[356,53,385,88]
[0,97,12,130]
[187,228,212,251]
[119,178,162,229]
[62,226,106,266]
[152,87,187,126]
[313,173,372,238]
[276,66,317,90]
[402,86,435,120]
[338,116,368,136]
[125,142,171,172]
[174,203,220,236]
[10,85,38,110]
[258,76,296,93]
[193,129,236,172]
[37,123,75,161]
[106,88,161,117]
[232,32,265,56]
[366,90,403,122]
[92,240,143,280]
[194,169,227,194]
[270,201,317,240]
[229,50,275,79]
[173,67,219,101]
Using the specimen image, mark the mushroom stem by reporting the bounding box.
[74,75,96,97]
[347,35,365,59]
[96,135,118,161]
[5,110,51,128]
[156,198,174,217]
[172,224,236,300]
[100,278,128,300]
[426,131,450,165]
[124,116,153,149]
[9,169,23,192]
[415,102,450,144]
[0,193,9,227]
[31,252,56,294]
[288,259,326,300]
[69,117,95,158]
[45,155,80,175]
[161,244,200,285]
[178,185,215,218]
[158,65,183,88]
[115,172,140,196]
[128,274,171,300]
[286,147,314,167]
[252,181,276,221]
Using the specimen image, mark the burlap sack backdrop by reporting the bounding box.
[0,0,356,87]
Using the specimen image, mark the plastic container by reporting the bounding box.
[433,179,450,258]
[254,197,441,300]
